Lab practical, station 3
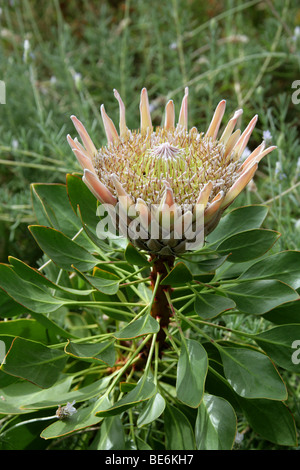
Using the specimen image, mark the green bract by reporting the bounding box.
[0,174,299,450]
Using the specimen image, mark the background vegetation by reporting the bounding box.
[0,0,300,450]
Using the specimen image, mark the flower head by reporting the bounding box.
[67,88,276,255]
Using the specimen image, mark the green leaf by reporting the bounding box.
[31,183,51,226]
[66,173,99,230]
[176,339,208,408]
[195,394,237,450]
[8,257,94,296]
[216,229,280,263]
[137,392,166,427]
[0,319,56,344]
[74,266,120,295]
[0,375,73,415]
[1,337,67,388]
[125,243,150,267]
[21,377,111,411]
[160,262,193,286]
[0,264,65,314]
[30,312,78,340]
[194,293,236,319]
[125,436,152,450]
[183,255,228,276]
[114,314,160,340]
[215,259,262,281]
[64,341,116,367]
[90,416,125,450]
[119,382,136,393]
[219,346,287,400]
[207,205,268,245]
[95,375,156,417]
[29,225,99,272]
[239,250,300,289]
[263,299,300,325]
[0,288,30,318]
[31,183,81,238]
[41,396,111,439]
[238,398,297,447]
[164,404,196,450]
[252,325,300,373]
[223,279,298,314]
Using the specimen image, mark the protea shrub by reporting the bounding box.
[67,87,276,348]
[68,88,275,257]
[1,88,299,450]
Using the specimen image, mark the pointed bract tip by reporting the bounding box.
[100,104,119,144]
[140,87,152,133]
[83,169,117,206]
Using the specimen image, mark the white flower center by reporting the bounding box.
[150,142,183,161]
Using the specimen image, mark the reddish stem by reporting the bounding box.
[149,254,175,352]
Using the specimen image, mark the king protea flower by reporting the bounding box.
[67,88,276,256]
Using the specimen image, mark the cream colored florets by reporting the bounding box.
[93,125,240,207]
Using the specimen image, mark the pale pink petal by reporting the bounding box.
[70,116,97,158]
[221,162,258,209]
[100,105,119,144]
[220,109,243,144]
[73,148,96,173]
[83,169,117,206]
[206,100,226,140]
[240,142,265,169]
[234,115,258,158]
[67,135,88,158]
[195,181,213,206]
[193,181,213,222]
[113,89,127,138]
[111,174,134,214]
[241,145,277,172]
[178,87,189,130]
[164,100,175,130]
[140,88,152,134]
[224,129,241,158]
[204,191,225,221]
[163,182,175,207]
[74,137,86,154]
[135,198,151,229]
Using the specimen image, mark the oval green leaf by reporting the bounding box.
[96,375,156,417]
[194,293,236,319]
[217,229,280,263]
[195,393,237,450]
[176,339,208,408]
[253,324,300,373]
[238,398,297,447]
[65,341,116,367]
[29,225,99,272]
[239,250,300,289]
[164,404,196,450]
[137,392,166,427]
[206,205,268,245]
[114,314,159,340]
[223,279,298,315]
[1,337,67,388]
[219,346,287,400]
[160,262,193,286]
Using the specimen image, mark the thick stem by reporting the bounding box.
[149,254,175,352]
